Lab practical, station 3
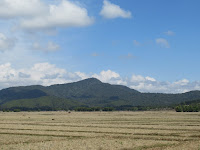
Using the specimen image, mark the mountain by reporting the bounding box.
[1,78,200,110]
[180,99,200,105]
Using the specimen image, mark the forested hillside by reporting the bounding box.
[1,78,200,111]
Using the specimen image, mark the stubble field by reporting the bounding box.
[0,111,200,150]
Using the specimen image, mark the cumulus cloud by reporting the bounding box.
[75,72,89,80]
[164,30,175,36]
[0,62,200,93]
[32,41,60,52]
[100,0,132,19]
[131,74,146,82]
[92,70,121,83]
[129,75,194,93]
[156,38,170,48]
[20,0,94,30]
[0,0,46,19]
[0,33,15,52]
[145,76,156,82]
[0,0,94,30]
[0,63,18,85]
[174,79,189,86]
[0,62,84,89]
[131,74,156,83]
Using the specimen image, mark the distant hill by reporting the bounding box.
[180,99,200,105]
[1,78,200,111]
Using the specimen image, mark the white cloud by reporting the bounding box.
[32,41,60,52]
[164,30,175,36]
[20,0,94,30]
[0,63,126,89]
[131,74,156,83]
[100,0,132,19]
[0,63,18,85]
[174,79,189,86]
[0,62,84,89]
[75,72,89,80]
[0,0,46,18]
[0,62,200,93]
[0,33,15,52]
[156,38,170,48]
[146,76,156,82]
[0,0,94,30]
[129,75,193,93]
[131,75,145,82]
[92,70,120,82]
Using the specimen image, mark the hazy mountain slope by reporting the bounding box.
[140,91,200,106]
[1,96,82,110]
[0,86,47,104]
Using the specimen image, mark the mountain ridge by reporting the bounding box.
[1,78,200,110]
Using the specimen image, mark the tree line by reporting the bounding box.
[175,104,200,112]
[0,105,170,112]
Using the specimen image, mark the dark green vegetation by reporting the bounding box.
[1,78,200,111]
[175,99,200,112]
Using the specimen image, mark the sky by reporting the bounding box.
[0,0,200,93]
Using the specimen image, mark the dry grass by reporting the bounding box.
[0,111,199,150]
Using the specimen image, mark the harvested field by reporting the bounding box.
[0,111,199,150]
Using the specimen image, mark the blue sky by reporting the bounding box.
[0,0,200,93]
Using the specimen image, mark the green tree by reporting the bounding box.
[175,106,182,112]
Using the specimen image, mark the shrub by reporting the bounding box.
[13,109,21,112]
[175,106,183,112]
